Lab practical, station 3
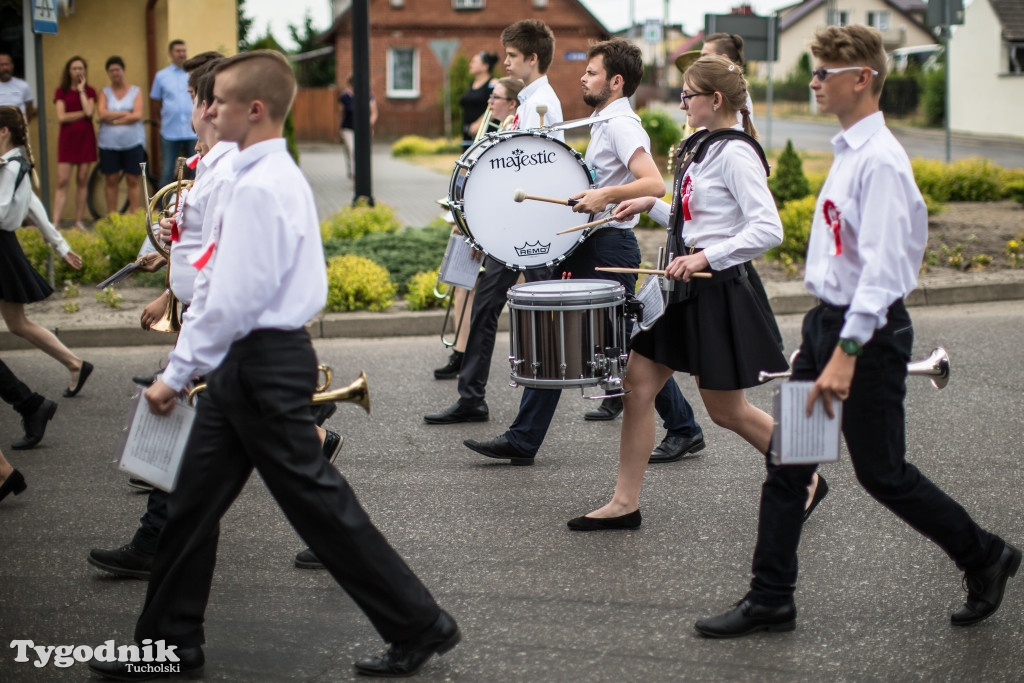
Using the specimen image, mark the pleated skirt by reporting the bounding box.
[0,230,54,303]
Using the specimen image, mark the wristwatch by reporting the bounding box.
[837,338,863,357]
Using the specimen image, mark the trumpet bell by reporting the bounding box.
[311,370,371,414]
[908,346,950,390]
[147,291,181,333]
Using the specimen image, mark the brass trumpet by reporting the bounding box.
[758,347,951,390]
[187,366,371,414]
[141,159,193,333]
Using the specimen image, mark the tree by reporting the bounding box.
[768,140,810,206]
[289,11,335,88]
[237,0,254,51]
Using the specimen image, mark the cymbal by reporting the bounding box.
[674,50,701,74]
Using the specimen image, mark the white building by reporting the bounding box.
[949,0,1024,139]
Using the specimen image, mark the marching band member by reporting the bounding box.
[567,55,788,529]
[89,50,458,681]
[696,26,1019,638]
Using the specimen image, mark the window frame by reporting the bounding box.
[453,0,485,9]
[386,47,420,99]
[867,10,891,31]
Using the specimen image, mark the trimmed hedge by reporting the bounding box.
[325,254,395,312]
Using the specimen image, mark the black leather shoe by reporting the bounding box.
[354,610,460,677]
[424,400,489,425]
[803,473,829,523]
[89,644,204,680]
[64,360,94,397]
[128,477,155,492]
[649,432,705,464]
[951,543,1022,626]
[584,396,623,421]
[312,402,337,427]
[433,351,464,380]
[132,374,158,387]
[695,598,797,638]
[463,435,533,466]
[0,469,27,502]
[295,548,325,569]
[87,544,153,580]
[567,509,641,531]
[321,430,344,464]
[11,398,57,450]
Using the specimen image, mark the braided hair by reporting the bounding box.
[0,105,39,188]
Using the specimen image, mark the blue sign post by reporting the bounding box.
[32,0,59,35]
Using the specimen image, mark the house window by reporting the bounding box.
[533,0,548,7]
[387,47,419,98]
[390,0,404,7]
[453,0,485,9]
[868,11,890,31]
[829,9,850,26]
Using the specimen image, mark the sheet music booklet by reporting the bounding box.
[631,275,665,338]
[438,234,481,290]
[115,389,196,492]
[771,381,842,465]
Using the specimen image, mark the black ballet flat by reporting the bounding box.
[64,361,94,397]
[567,509,642,531]
[0,470,27,502]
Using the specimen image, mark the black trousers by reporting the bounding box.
[0,359,43,417]
[135,329,440,647]
[747,301,1005,606]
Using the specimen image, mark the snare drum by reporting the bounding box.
[508,280,627,389]
[449,131,595,271]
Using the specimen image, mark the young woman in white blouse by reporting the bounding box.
[568,56,791,530]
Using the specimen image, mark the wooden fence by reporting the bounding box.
[292,87,340,142]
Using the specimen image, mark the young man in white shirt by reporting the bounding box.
[90,51,457,680]
[0,53,35,120]
[696,25,1018,639]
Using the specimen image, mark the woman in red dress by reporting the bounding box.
[53,56,97,228]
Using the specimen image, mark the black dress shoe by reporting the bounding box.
[132,374,158,387]
[951,542,1022,626]
[0,469,27,502]
[695,598,797,638]
[89,645,204,680]
[463,435,533,466]
[433,351,464,380]
[424,400,489,425]
[802,473,829,523]
[354,610,460,677]
[584,396,623,421]
[649,432,705,464]
[321,430,344,464]
[87,544,154,580]
[128,478,155,492]
[295,548,325,569]
[11,398,57,450]
[567,509,641,531]
[311,402,338,427]
[64,360,94,397]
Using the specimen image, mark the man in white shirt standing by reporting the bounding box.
[151,40,197,187]
[89,51,458,681]
[0,53,35,120]
[696,25,1018,639]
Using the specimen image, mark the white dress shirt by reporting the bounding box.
[515,75,563,141]
[584,97,648,230]
[647,126,781,271]
[804,111,927,344]
[170,141,237,304]
[162,139,327,391]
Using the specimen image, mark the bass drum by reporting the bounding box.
[449,131,595,271]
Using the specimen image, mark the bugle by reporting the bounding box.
[758,347,951,390]
[187,366,371,414]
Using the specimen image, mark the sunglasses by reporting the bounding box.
[811,66,879,81]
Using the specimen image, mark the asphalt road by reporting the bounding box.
[1,300,1023,681]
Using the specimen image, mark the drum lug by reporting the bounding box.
[532,361,541,377]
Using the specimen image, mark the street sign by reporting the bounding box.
[704,13,779,62]
[927,0,964,28]
[32,0,58,35]
[644,19,663,44]
[429,40,460,70]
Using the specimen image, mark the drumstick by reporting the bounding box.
[536,104,547,127]
[596,267,712,279]
[513,188,579,207]
[555,215,615,235]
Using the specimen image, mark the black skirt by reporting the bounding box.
[630,264,788,391]
[0,229,54,303]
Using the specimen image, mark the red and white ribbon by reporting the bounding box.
[822,199,842,256]
[681,176,694,222]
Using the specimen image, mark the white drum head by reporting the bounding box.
[461,134,594,270]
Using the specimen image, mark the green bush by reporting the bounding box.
[94,210,148,267]
[638,108,682,156]
[767,194,816,263]
[320,200,401,242]
[1004,179,1024,206]
[768,140,810,206]
[806,171,827,197]
[325,254,395,312]
[17,226,111,284]
[391,135,461,156]
[920,66,945,127]
[324,223,450,295]
[405,269,448,311]
[879,73,920,118]
[912,157,1002,202]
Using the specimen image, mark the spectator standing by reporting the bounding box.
[338,75,377,179]
[0,53,36,120]
[52,56,97,229]
[150,40,196,187]
[459,52,498,149]
[97,56,145,215]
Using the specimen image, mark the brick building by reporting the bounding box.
[323,0,611,137]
